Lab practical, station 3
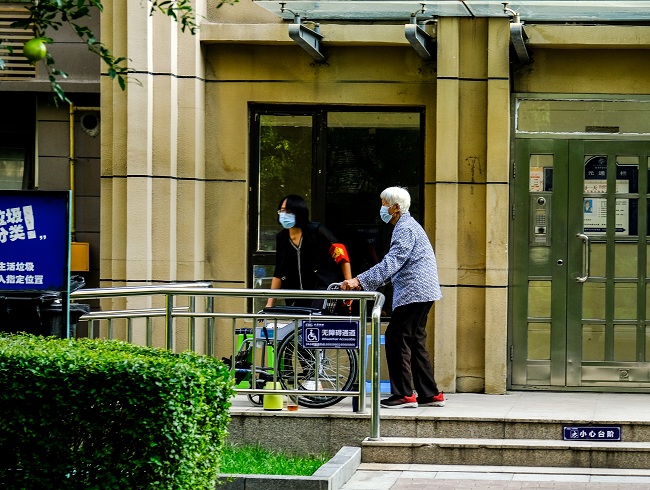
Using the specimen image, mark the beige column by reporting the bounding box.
[434,17,461,393]
[484,18,511,394]
[436,17,510,394]
[101,0,207,350]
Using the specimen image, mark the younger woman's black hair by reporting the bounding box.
[278,194,310,229]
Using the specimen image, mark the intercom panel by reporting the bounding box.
[530,194,551,246]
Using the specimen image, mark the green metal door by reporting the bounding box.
[511,139,650,390]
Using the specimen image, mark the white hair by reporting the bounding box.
[380,186,411,213]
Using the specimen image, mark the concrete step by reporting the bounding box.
[377,416,650,442]
[229,392,650,462]
[229,408,650,458]
[362,436,650,469]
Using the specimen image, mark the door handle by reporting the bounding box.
[576,233,590,282]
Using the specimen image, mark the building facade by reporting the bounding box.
[0,2,101,336]
[5,1,650,394]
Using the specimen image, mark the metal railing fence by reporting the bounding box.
[70,284,385,440]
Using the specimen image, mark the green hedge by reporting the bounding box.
[0,334,235,489]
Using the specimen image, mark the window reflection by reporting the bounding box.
[582,282,605,319]
[325,112,422,314]
[614,283,637,320]
[258,115,313,253]
[583,324,605,361]
[614,324,636,362]
[517,99,650,134]
[0,149,25,190]
[528,322,550,360]
[583,156,639,236]
[614,244,638,278]
[529,154,553,192]
[528,281,551,318]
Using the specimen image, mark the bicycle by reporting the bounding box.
[226,284,359,409]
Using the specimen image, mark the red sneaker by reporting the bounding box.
[417,392,445,407]
[380,393,418,408]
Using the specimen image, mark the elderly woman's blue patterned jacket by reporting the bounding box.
[357,212,441,308]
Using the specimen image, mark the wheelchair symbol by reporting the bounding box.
[306,328,319,342]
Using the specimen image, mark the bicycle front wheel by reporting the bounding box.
[276,331,358,408]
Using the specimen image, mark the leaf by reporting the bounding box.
[48,75,71,105]
[0,0,201,101]
[10,19,31,29]
[70,7,89,19]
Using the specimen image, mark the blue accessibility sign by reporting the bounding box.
[301,320,359,349]
[563,426,621,441]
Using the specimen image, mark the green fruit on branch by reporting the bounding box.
[23,38,47,62]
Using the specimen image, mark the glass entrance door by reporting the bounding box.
[511,139,650,390]
[248,106,424,312]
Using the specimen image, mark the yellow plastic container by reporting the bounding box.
[71,242,90,271]
[262,381,283,411]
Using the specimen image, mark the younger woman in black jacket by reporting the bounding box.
[265,195,352,308]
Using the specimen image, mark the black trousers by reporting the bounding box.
[385,301,439,398]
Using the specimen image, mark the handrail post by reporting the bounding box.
[166,293,174,351]
[146,317,153,347]
[370,295,381,440]
[357,298,367,414]
[206,296,214,357]
[127,317,133,343]
[189,296,196,351]
[187,296,196,352]
[231,317,238,377]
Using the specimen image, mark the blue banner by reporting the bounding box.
[0,191,70,292]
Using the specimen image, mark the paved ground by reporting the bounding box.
[232,391,650,489]
[342,465,650,489]
[231,390,650,421]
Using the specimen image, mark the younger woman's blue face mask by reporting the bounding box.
[279,212,296,229]
[379,205,392,223]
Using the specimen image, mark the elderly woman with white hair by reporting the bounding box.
[341,186,444,408]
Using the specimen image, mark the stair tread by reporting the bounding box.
[363,436,650,449]
[359,463,650,476]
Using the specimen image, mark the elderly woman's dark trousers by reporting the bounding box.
[385,300,439,398]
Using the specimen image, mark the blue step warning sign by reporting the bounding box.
[301,320,359,349]
[563,426,621,441]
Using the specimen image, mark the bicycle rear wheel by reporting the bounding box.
[276,330,358,408]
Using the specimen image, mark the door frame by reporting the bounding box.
[247,104,426,310]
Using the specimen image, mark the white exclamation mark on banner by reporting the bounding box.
[23,205,36,239]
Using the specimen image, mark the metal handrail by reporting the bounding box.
[71,284,385,440]
[81,307,190,319]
